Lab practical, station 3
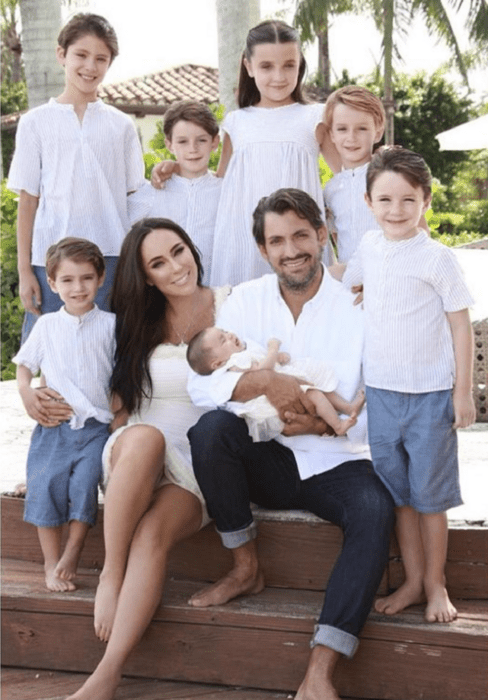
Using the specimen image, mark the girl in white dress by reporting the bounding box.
[67,218,229,700]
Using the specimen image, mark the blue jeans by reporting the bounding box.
[188,410,394,658]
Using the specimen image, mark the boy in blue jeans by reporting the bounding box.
[343,148,476,623]
[13,238,115,592]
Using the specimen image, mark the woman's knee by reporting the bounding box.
[110,425,166,478]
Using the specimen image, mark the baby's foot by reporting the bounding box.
[424,583,457,623]
[94,571,123,642]
[45,564,76,592]
[351,389,366,415]
[334,413,358,436]
[374,581,424,615]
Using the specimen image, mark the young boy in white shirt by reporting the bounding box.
[343,147,476,623]
[128,101,221,285]
[13,238,115,593]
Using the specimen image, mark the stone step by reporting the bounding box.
[2,559,488,700]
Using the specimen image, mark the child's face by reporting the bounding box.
[48,259,103,316]
[244,41,301,108]
[330,103,383,169]
[166,121,219,179]
[205,327,246,369]
[366,171,432,242]
[56,33,112,100]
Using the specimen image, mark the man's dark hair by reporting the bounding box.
[252,188,325,247]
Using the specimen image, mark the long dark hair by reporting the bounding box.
[237,20,307,108]
[110,218,204,414]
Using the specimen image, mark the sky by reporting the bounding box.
[69,0,485,101]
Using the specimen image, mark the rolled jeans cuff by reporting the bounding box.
[218,520,257,549]
[311,624,359,659]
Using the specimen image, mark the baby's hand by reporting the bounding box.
[150,160,179,189]
[277,352,290,365]
[267,338,281,352]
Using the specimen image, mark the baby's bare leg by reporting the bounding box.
[55,519,90,581]
[37,526,76,592]
[420,511,457,622]
[326,388,366,417]
[307,388,357,436]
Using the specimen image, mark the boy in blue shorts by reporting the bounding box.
[13,238,115,592]
[343,147,476,623]
[128,100,221,285]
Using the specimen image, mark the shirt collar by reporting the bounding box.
[60,304,99,325]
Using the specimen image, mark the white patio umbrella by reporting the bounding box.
[436,114,488,151]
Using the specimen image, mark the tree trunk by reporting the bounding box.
[317,29,330,92]
[216,0,260,113]
[19,0,64,109]
[383,0,395,145]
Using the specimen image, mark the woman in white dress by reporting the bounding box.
[68,217,230,700]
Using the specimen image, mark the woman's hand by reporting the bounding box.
[20,386,73,427]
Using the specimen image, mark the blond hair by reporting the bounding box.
[323,85,385,133]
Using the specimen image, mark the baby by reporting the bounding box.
[187,326,365,441]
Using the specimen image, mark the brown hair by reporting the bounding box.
[323,85,385,134]
[186,328,215,375]
[46,237,105,280]
[237,20,307,108]
[366,147,432,200]
[58,13,119,63]
[163,101,219,140]
[252,187,324,247]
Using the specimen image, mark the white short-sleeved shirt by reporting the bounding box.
[343,230,475,392]
[127,173,222,285]
[210,103,333,287]
[323,163,378,263]
[188,269,370,480]
[7,99,145,264]
[13,305,115,429]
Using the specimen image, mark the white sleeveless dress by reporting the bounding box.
[210,102,332,287]
[102,286,231,527]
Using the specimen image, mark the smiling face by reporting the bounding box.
[366,171,432,242]
[259,209,326,292]
[48,258,103,316]
[56,33,111,101]
[166,120,219,179]
[244,41,301,108]
[141,228,199,298]
[203,327,246,369]
[330,103,383,169]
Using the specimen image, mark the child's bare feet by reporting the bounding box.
[65,661,121,700]
[374,580,424,615]
[424,583,457,623]
[351,389,366,415]
[45,563,76,592]
[94,571,123,642]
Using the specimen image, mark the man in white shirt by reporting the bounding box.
[187,188,394,700]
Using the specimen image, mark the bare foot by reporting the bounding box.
[351,389,366,415]
[333,413,358,436]
[424,583,457,623]
[94,572,123,642]
[45,564,76,592]
[189,568,265,607]
[55,549,79,581]
[295,646,341,700]
[374,581,424,615]
[65,661,121,700]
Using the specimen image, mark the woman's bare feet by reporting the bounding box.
[45,563,76,592]
[94,571,124,641]
[424,582,457,623]
[65,661,121,700]
[374,580,424,615]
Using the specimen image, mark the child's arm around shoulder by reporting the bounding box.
[447,308,476,428]
[315,120,342,174]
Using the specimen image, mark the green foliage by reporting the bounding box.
[1,180,22,379]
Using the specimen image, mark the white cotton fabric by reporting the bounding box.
[188,270,370,480]
[343,230,475,392]
[210,102,332,287]
[127,173,222,285]
[323,163,378,263]
[7,99,145,264]
[13,305,115,429]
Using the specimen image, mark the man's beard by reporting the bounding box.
[275,248,323,292]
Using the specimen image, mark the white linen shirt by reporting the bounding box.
[13,305,116,429]
[7,99,145,264]
[323,163,378,263]
[127,173,222,285]
[343,230,475,392]
[188,269,371,480]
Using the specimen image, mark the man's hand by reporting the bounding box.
[264,373,315,420]
[282,410,335,437]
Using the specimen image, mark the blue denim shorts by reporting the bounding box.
[365,387,462,513]
[21,257,118,343]
[24,418,109,528]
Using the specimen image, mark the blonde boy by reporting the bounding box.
[343,148,476,623]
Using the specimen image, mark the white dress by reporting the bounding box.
[210,102,332,287]
[102,286,231,527]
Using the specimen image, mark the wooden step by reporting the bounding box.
[3,559,488,700]
[3,496,488,598]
